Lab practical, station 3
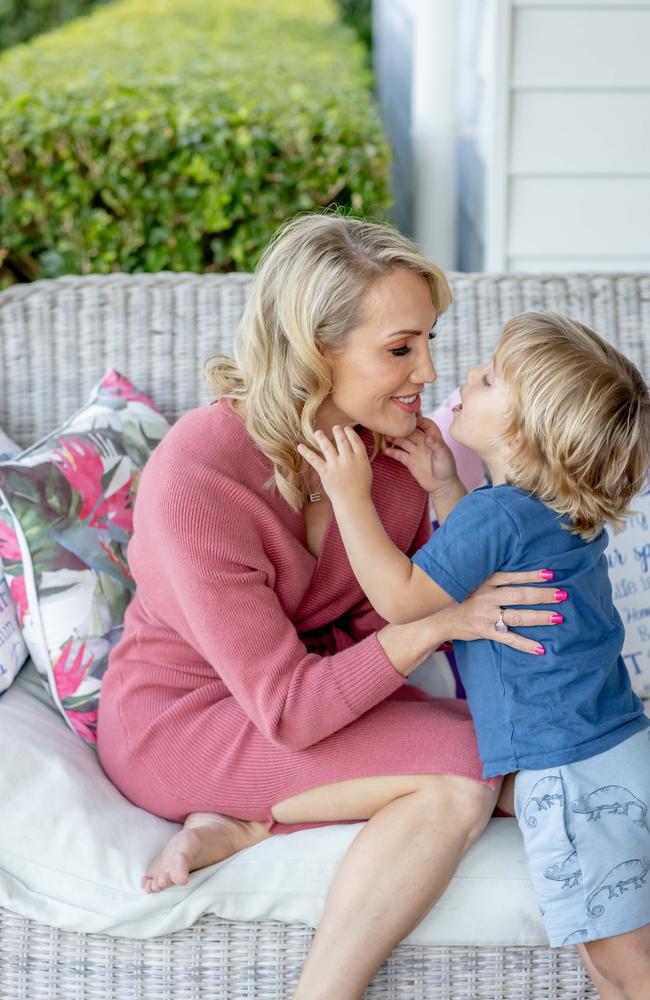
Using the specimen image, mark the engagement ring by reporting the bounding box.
[494,610,508,633]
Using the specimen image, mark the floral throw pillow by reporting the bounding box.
[0,427,29,695]
[0,371,170,743]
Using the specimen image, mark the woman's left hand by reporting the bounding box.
[297,425,372,506]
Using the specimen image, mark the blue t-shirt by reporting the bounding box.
[412,484,649,778]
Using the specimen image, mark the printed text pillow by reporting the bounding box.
[606,488,650,699]
[0,371,170,742]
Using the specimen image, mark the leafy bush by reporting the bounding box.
[0,0,106,52]
[0,0,390,284]
[335,0,371,51]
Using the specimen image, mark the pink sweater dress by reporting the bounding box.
[97,398,498,835]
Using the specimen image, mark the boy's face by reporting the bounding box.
[450,356,511,466]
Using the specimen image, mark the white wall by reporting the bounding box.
[375,0,650,273]
[502,0,650,272]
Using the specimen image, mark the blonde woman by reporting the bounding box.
[298,309,650,999]
[97,214,564,1000]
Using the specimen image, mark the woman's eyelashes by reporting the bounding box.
[482,373,491,387]
[389,331,437,358]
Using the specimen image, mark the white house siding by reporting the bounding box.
[491,0,650,272]
[374,0,650,272]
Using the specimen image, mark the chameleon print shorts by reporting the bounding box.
[514,720,650,947]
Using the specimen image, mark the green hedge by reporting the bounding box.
[335,0,371,52]
[0,0,391,285]
[0,0,106,53]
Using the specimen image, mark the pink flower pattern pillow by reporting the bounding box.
[0,371,170,743]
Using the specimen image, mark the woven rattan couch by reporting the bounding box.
[3,269,647,999]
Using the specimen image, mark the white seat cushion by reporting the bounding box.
[0,660,548,946]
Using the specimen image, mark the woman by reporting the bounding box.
[97,213,564,1000]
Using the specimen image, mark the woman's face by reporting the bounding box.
[318,268,438,437]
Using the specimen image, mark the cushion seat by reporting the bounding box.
[1,659,547,946]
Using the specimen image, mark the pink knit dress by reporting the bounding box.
[97,398,498,835]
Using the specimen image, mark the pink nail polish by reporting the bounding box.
[554,589,568,602]
[550,613,563,624]
[539,569,554,581]
[533,645,545,655]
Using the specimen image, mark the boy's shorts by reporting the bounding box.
[514,720,650,947]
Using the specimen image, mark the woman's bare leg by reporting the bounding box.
[141,765,499,1000]
[270,772,499,1000]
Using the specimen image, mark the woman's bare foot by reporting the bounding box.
[141,812,270,894]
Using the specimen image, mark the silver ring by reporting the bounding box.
[494,610,509,633]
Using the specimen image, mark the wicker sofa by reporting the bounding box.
[3,269,647,999]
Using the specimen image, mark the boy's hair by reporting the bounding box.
[494,311,650,541]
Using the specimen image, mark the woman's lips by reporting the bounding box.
[391,394,421,413]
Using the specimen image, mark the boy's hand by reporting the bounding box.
[297,425,372,507]
[383,416,459,496]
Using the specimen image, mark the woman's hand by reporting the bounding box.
[383,416,459,496]
[435,570,566,655]
[297,425,372,507]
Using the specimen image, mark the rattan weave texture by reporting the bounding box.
[1,271,648,446]
[0,910,599,999]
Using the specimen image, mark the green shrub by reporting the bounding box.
[335,0,371,52]
[0,0,390,284]
[0,0,106,53]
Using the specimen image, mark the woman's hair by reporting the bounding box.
[205,211,452,511]
[494,311,650,540]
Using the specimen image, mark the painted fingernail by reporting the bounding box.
[539,569,554,580]
[550,613,563,624]
[533,645,545,655]
[554,589,568,602]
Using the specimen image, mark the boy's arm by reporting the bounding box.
[430,478,468,525]
[383,415,467,525]
[332,493,455,624]
[297,425,455,624]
